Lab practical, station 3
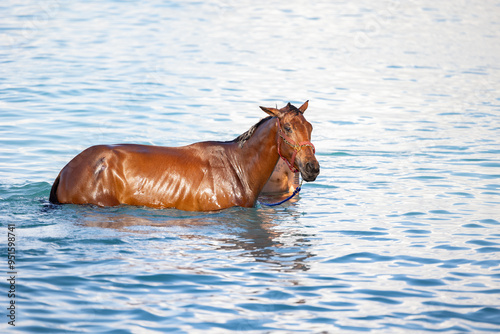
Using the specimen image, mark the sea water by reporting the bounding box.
[1,1,499,333]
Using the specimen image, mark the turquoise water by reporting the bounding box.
[1,0,500,333]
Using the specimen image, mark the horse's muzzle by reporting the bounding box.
[301,160,320,182]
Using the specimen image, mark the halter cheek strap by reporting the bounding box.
[276,118,315,173]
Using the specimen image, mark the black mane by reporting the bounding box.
[231,116,273,148]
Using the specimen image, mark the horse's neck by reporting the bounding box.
[233,118,280,195]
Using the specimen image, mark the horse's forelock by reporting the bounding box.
[286,103,301,115]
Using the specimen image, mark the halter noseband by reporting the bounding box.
[276,118,315,173]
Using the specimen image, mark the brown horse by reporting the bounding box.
[49,101,320,211]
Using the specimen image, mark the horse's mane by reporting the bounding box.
[231,116,273,148]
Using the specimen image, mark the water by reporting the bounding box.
[1,0,500,332]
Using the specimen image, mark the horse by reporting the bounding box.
[261,159,300,194]
[49,101,320,211]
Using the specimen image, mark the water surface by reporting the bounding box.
[1,0,500,333]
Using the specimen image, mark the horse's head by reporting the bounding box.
[260,101,320,182]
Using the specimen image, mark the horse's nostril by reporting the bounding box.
[306,163,312,172]
[306,162,319,174]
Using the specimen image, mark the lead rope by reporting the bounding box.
[259,180,303,207]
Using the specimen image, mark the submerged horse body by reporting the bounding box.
[50,101,320,211]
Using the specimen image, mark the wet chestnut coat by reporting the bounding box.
[50,102,319,211]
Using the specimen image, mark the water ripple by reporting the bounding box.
[2,0,500,333]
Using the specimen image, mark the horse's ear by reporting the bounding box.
[260,106,280,117]
[298,100,309,113]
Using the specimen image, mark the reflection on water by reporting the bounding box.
[78,205,314,272]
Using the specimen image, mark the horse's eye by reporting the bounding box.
[284,125,292,133]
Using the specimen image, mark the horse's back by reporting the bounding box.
[51,143,246,210]
[53,144,175,206]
